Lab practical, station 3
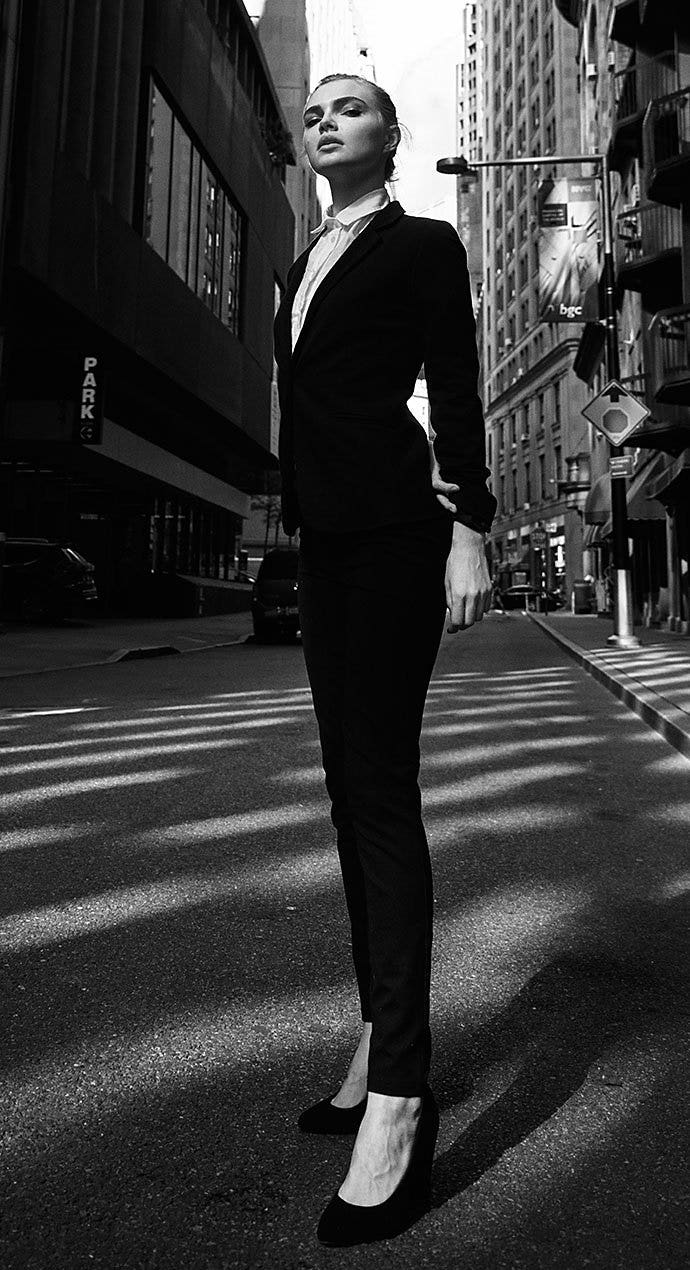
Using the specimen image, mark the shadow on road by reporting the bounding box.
[0,621,688,1268]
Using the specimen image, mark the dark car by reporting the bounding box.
[500,584,565,612]
[1,537,98,621]
[251,548,299,641]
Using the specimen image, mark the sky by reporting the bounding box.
[356,0,463,218]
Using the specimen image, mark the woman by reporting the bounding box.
[273,74,496,1247]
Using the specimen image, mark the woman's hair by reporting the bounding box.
[310,74,404,182]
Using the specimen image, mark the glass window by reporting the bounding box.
[199,163,220,313]
[145,85,173,259]
[144,79,244,335]
[222,196,242,335]
[187,148,201,292]
[169,118,192,283]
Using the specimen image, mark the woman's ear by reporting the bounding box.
[385,124,401,155]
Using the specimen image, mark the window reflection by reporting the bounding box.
[145,82,243,336]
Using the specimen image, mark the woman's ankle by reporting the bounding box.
[365,1091,422,1121]
[331,1074,367,1108]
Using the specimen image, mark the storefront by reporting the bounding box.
[647,450,690,632]
[583,453,670,623]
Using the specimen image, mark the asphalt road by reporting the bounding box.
[1,615,688,1270]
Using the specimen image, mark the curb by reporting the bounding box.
[107,645,182,662]
[529,613,690,760]
[0,634,251,681]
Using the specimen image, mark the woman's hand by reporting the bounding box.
[445,520,492,632]
[429,439,460,512]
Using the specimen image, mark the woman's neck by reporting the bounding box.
[328,171,387,216]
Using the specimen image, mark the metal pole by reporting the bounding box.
[443,153,603,168]
[600,153,638,648]
[437,149,640,649]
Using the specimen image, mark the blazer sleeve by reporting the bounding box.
[414,220,497,534]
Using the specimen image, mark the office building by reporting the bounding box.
[253,0,320,256]
[558,0,690,629]
[456,2,484,305]
[0,0,294,615]
[475,0,590,599]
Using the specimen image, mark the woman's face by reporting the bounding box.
[302,79,394,180]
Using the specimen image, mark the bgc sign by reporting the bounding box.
[537,178,599,324]
[74,355,104,444]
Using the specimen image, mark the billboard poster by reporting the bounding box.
[537,177,599,323]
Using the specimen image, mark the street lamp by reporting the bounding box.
[437,151,639,650]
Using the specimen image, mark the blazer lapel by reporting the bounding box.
[274,232,326,372]
[291,201,405,364]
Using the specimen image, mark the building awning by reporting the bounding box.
[573,321,606,385]
[583,521,610,548]
[626,452,669,521]
[646,449,690,500]
[554,0,580,27]
[601,452,669,536]
[86,417,251,518]
[586,454,669,535]
[584,472,610,524]
[609,0,640,48]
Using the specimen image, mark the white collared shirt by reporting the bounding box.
[291,187,390,350]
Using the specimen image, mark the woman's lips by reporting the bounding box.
[318,139,343,150]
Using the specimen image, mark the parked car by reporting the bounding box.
[500,584,566,612]
[251,548,299,641]
[1,537,98,621]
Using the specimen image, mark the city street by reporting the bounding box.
[1,615,688,1270]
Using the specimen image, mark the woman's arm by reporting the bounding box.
[415,221,495,629]
[428,434,491,629]
[416,221,496,534]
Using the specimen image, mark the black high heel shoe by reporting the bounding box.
[298,1092,367,1135]
[316,1087,439,1247]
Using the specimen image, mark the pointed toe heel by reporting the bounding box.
[316,1087,439,1247]
[298,1092,367,1135]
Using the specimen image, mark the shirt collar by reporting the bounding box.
[312,187,390,236]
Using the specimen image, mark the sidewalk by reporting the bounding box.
[529,611,690,759]
[0,611,253,679]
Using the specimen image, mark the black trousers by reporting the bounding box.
[297,515,453,1096]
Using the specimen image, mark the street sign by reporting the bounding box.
[73,354,104,445]
[609,454,635,480]
[582,379,650,446]
[531,529,548,548]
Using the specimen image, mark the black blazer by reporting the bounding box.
[273,201,496,537]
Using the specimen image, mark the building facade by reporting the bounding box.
[254,0,320,256]
[559,0,690,630]
[0,0,294,615]
[475,0,593,600]
[456,1,484,305]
